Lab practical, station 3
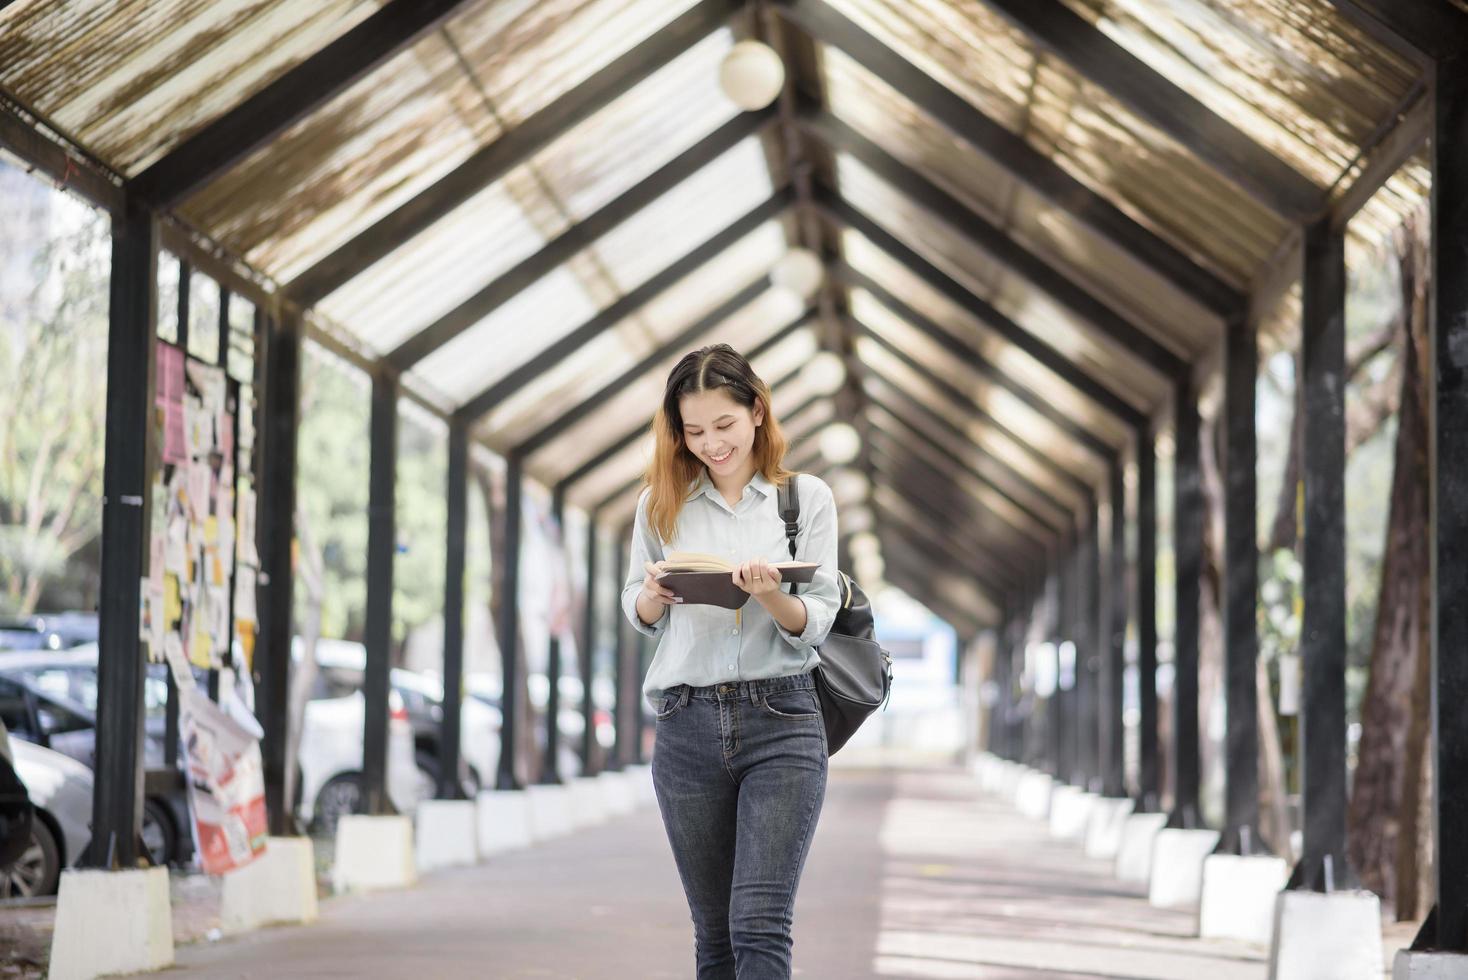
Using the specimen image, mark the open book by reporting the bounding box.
[657,552,819,609]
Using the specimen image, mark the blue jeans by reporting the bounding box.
[651,672,829,980]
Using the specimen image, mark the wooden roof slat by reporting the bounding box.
[285,0,743,305]
[773,0,1244,316]
[130,0,478,209]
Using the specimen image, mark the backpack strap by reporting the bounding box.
[777,476,801,594]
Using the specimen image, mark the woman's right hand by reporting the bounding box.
[640,561,680,607]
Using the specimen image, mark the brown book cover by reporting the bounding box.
[656,562,818,609]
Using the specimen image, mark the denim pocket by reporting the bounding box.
[656,690,687,720]
[759,688,820,720]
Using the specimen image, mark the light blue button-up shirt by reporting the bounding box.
[622,471,841,705]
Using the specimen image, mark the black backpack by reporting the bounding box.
[0,748,34,870]
[779,477,892,755]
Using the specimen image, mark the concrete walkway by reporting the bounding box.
[168,765,1274,979]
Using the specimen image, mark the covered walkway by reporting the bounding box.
[168,762,1323,979]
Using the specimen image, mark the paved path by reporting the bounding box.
[169,765,1273,979]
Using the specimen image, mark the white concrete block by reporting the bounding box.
[1148,828,1222,908]
[1394,950,1468,980]
[568,777,609,827]
[526,783,574,840]
[221,836,318,934]
[999,764,1024,803]
[1084,797,1134,859]
[332,814,416,894]
[1268,889,1384,980]
[1116,811,1170,883]
[415,799,479,872]
[1198,854,1288,945]
[1049,787,1096,840]
[476,789,533,855]
[48,867,173,980]
[1015,771,1054,820]
[598,770,637,816]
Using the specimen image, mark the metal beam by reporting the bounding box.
[542,487,566,785]
[856,322,1096,495]
[287,0,743,304]
[497,452,526,789]
[580,513,601,776]
[1292,218,1349,891]
[1426,48,1468,951]
[516,282,802,455]
[1102,460,1127,798]
[440,417,469,799]
[131,0,477,207]
[256,309,302,833]
[363,369,399,815]
[976,0,1321,219]
[842,283,1118,463]
[458,188,793,421]
[389,109,777,369]
[91,196,156,867]
[774,0,1243,316]
[1326,0,1468,64]
[870,497,1008,605]
[1136,421,1160,811]
[864,378,1073,528]
[1170,375,1204,827]
[807,110,1188,376]
[1222,316,1262,850]
[878,533,1001,626]
[880,553,991,636]
[822,192,1150,428]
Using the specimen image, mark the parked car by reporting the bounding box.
[309,638,494,796]
[0,613,97,653]
[0,655,182,867]
[466,671,598,779]
[2,738,93,898]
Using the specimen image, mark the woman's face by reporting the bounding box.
[679,387,763,480]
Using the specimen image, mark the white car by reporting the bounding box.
[293,638,425,833]
[4,738,93,897]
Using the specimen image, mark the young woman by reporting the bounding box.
[622,344,840,980]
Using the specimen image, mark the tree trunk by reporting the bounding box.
[1256,656,1292,856]
[284,505,324,825]
[1346,216,1431,915]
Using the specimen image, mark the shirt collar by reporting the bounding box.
[686,469,776,504]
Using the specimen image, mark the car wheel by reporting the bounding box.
[1,816,60,898]
[141,798,177,867]
[313,773,365,837]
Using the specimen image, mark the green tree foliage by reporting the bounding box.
[0,202,109,617]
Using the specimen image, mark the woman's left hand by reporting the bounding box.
[733,558,783,598]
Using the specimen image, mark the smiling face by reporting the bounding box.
[680,386,763,482]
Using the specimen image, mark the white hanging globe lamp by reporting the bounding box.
[801,351,846,395]
[719,40,786,111]
[819,422,861,465]
[771,247,823,299]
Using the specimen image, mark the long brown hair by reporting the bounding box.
[645,344,794,541]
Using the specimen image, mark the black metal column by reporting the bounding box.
[1137,426,1161,811]
[256,308,301,835]
[1291,218,1349,891]
[362,368,398,815]
[1047,557,1065,779]
[1222,317,1262,851]
[541,487,566,785]
[612,528,634,770]
[1082,500,1102,790]
[496,452,525,790]
[439,416,468,799]
[1171,377,1203,827]
[1103,460,1127,797]
[1421,50,1468,951]
[91,196,156,868]
[580,510,600,776]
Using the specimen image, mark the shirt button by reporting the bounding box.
[731,628,739,635]
[728,665,735,672]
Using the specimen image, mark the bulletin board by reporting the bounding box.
[141,341,259,672]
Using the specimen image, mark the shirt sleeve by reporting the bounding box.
[779,475,841,652]
[621,489,668,638]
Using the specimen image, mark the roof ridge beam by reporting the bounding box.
[773,0,1243,316]
[516,282,810,455]
[287,0,745,305]
[132,0,479,208]
[974,0,1322,220]
[388,108,777,370]
[457,187,794,421]
[820,191,1149,428]
[805,109,1188,378]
